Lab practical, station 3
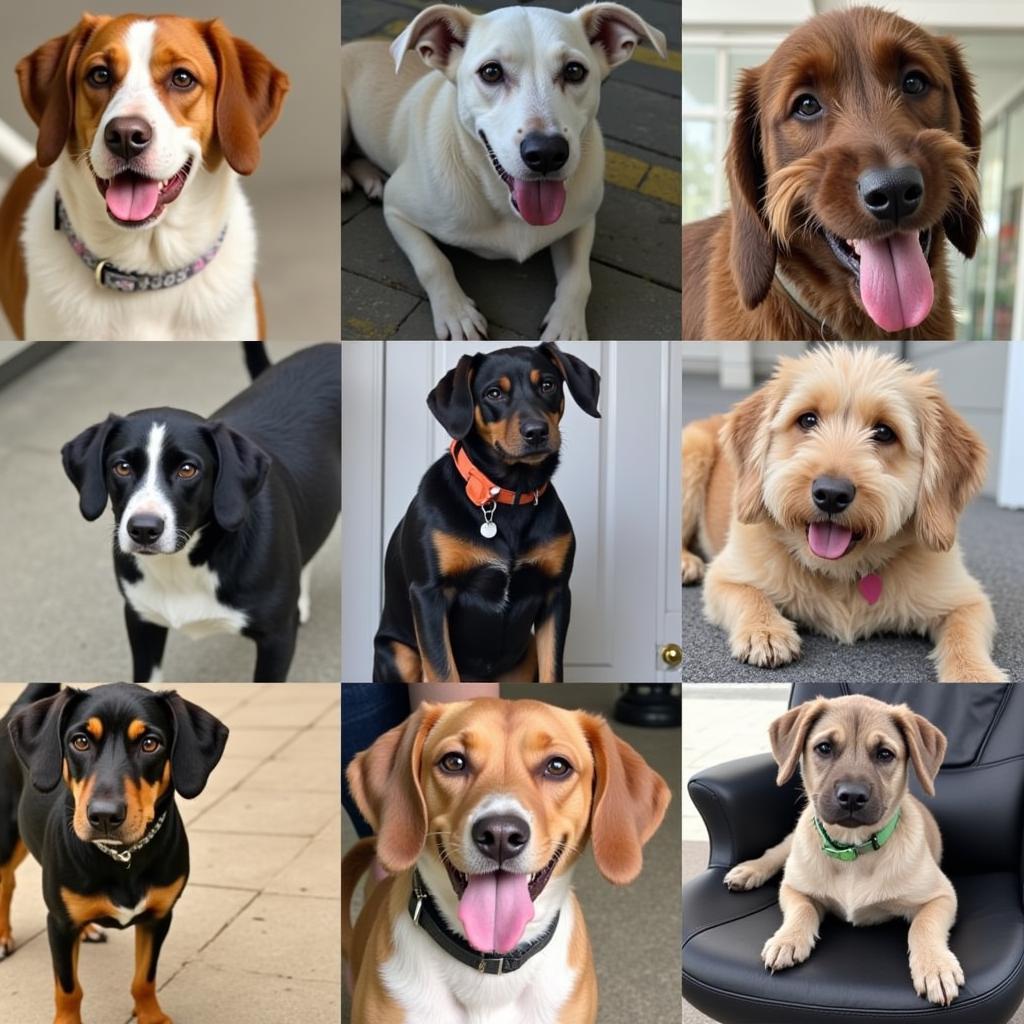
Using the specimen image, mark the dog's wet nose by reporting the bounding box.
[520,419,549,445]
[472,814,531,865]
[88,797,127,831]
[127,513,165,545]
[812,476,856,514]
[104,116,153,161]
[858,165,924,224]
[835,781,871,812]
[520,132,569,175]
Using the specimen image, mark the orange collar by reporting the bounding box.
[449,440,548,506]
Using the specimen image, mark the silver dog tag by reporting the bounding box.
[480,521,497,539]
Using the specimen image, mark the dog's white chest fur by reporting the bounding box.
[108,898,149,927]
[380,899,578,1024]
[123,550,248,638]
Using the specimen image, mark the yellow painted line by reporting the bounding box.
[605,150,647,191]
[344,317,388,340]
[639,164,681,206]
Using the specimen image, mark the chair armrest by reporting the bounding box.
[687,753,802,868]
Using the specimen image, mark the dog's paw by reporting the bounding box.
[682,551,705,585]
[724,862,768,891]
[539,303,588,342]
[731,619,801,668]
[341,169,354,194]
[938,659,1009,683]
[0,933,13,959]
[911,947,964,1005]
[432,296,488,341]
[349,158,386,201]
[762,929,816,971]
[82,923,106,943]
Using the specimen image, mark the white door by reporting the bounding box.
[341,341,679,682]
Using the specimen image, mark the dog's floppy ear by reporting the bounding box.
[346,703,446,873]
[580,713,670,885]
[427,353,477,439]
[719,378,777,525]
[61,414,122,521]
[16,15,102,168]
[8,688,83,793]
[539,342,601,418]
[390,5,475,78]
[890,705,946,797]
[914,375,986,552]
[938,37,982,259]
[577,3,667,74]
[726,66,776,309]
[206,421,271,532]
[769,697,827,786]
[203,20,290,176]
[158,691,229,799]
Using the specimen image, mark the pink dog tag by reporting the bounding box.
[858,573,883,605]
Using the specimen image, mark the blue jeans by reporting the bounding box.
[341,684,410,837]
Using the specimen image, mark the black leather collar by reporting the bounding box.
[407,870,559,975]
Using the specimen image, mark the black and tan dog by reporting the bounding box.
[373,342,600,682]
[0,683,228,1023]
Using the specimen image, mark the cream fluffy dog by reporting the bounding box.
[682,345,1006,682]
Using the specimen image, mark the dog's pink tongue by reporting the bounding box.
[856,232,933,332]
[808,522,853,560]
[105,173,160,223]
[458,872,534,954]
[512,179,566,226]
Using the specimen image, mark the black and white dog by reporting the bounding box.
[61,344,340,682]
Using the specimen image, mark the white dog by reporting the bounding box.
[341,3,666,341]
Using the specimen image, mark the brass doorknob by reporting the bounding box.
[660,643,682,668]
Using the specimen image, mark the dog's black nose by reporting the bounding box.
[812,476,856,514]
[472,814,530,865]
[520,132,569,175]
[127,513,165,545]
[520,419,549,445]
[88,797,127,831]
[858,165,924,224]
[104,116,153,160]
[835,781,871,812]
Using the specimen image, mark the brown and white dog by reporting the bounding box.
[0,14,288,340]
[342,699,670,1023]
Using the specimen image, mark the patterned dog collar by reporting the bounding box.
[55,193,226,293]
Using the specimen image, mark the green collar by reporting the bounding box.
[813,809,901,861]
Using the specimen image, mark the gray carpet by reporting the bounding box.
[682,377,1024,684]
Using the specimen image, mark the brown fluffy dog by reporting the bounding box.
[682,7,981,341]
[682,346,1006,683]
[725,695,962,1006]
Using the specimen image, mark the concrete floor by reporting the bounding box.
[341,683,681,1023]
[341,0,681,341]
[0,682,341,1024]
[0,341,341,683]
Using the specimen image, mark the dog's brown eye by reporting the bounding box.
[871,424,896,444]
[877,748,895,762]
[483,386,504,401]
[544,756,573,778]
[793,94,822,119]
[902,71,928,96]
[479,62,504,84]
[814,741,832,756]
[70,734,90,752]
[797,412,818,430]
[177,463,199,479]
[539,379,555,393]
[563,62,587,84]
[141,736,161,753]
[112,461,133,477]
[86,66,111,88]
[170,69,197,90]
[439,752,467,773]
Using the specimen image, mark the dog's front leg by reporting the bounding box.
[252,626,298,682]
[409,583,460,681]
[724,833,792,891]
[132,917,173,1024]
[47,916,84,1024]
[703,570,801,668]
[761,883,822,971]
[535,586,571,683]
[125,604,169,684]
[541,219,595,342]
[908,892,963,1005]
[383,207,488,341]
[930,597,1008,682]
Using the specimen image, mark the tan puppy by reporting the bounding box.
[341,698,670,1023]
[725,694,962,1006]
[682,345,1006,682]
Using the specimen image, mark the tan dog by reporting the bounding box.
[724,694,962,1005]
[342,698,670,1023]
[682,345,1006,682]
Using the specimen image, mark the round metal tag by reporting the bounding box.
[479,521,497,539]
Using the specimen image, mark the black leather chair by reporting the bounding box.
[682,683,1024,1023]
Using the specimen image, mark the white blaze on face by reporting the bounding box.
[118,422,178,554]
[89,19,201,183]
